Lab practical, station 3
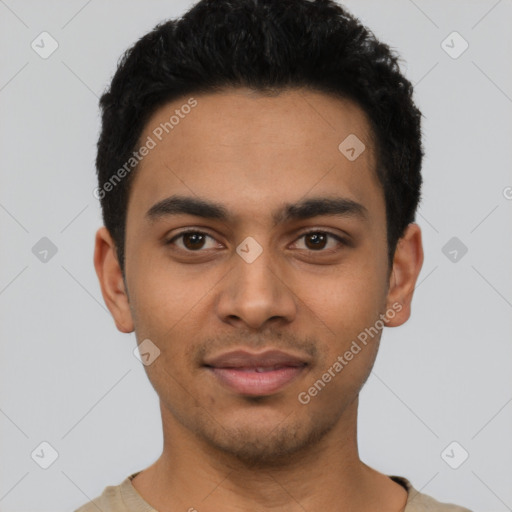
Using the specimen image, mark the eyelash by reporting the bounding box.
[166,229,347,253]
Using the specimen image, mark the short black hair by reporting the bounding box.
[95,0,423,274]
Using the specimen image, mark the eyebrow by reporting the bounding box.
[146,194,369,227]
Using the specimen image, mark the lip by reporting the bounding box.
[203,349,309,396]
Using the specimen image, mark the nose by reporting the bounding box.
[215,243,297,331]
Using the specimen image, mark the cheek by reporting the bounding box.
[128,251,217,334]
[296,261,387,336]
[299,310,382,411]
[128,264,226,389]
[293,261,387,397]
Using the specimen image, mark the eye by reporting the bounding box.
[293,230,346,251]
[166,229,346,253]
[167,230,219,251]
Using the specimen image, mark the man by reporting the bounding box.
[76,0,473,510]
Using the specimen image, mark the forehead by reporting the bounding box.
[140,87,374,155]
[127,87,384,227]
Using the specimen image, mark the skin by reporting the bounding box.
[94,87,423,512]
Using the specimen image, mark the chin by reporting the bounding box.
[194,411,336,468]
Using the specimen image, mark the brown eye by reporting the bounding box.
[168,231,217,251]
[294,231,345,252]
[304,232,328,250]
[182,232,206,250]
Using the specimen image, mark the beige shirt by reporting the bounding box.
[74,472,473,512]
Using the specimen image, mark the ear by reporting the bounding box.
[93,227,134,333]
[384,223,424,327]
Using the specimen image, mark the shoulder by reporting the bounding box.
[73,480,127,512]
[407,490,474,512]
[73,472,154,512]
[389,475,474,512]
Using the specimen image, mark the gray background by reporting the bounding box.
[1,1,511,511]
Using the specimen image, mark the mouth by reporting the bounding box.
[203,349,309,396]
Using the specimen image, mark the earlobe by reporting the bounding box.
[384,223,424,328]
[93,227,135,333]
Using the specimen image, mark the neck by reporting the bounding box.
[132,397,408,512]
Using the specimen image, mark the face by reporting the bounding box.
[95,87,423,466]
